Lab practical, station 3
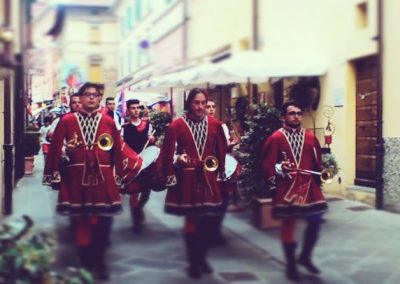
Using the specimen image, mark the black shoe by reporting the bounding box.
[213,235,228,246]
[95,263,110,280]
[199,260,213,274]
[132,222,143,234]
[286,265,301,282]
[187,265,202,279]
[298,257,320,274]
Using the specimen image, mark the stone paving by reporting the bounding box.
[10,156,400,284]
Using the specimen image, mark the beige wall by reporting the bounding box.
[188,0,252,58]
[258,0,378,197]
[383,0,400,137]
[60,11,118,97]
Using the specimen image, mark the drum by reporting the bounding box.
[137,145,160,179]
[225,154,239,181]
[136,146,166,191]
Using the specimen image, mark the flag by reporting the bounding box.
[116,88,126,118]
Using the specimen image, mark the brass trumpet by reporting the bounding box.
[177,152,219,172]
[96,133,114,151]
[296,168,335,184]
[203,156,219,172]
[69,132,114,151]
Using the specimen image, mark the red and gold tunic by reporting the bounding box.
[161,114,227,215]
[43,111,142,216]
[261,126,328,218]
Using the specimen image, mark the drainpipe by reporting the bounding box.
[375,0,384,210]
[2,0,14,215]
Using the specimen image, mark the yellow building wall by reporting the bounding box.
[258,0,378,200]
[383,0,400,137]
[188,0,252,59]
[61,14,118,98]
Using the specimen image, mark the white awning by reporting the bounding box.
[133,50,327,91]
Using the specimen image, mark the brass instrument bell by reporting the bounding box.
[97,133,114,151]
[320,168,334,184]
[203,156,219,172]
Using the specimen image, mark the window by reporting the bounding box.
[135,0,142,21]
[90,26,100,44]
[356,2,368,29]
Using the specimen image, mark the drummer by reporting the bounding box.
[205,98,240,246]
[121,99,155,233]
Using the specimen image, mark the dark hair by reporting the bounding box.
[44,116,52,124]
[184,88,208,111]
[77,82,104,97]
[207,97,215,103]
[105,97,115,104]
[281,101,303,115]
[126,99,140,109]
[69,93,79,104]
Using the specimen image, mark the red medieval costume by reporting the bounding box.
[43,111,142,215]
[161,113,227,279]
[42,110,142,280]
[161,114,227,215]
[261,125,328,280]
[261,126,328,217]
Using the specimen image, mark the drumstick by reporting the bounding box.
[142,130,156,150]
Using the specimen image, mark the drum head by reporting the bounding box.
[139,146,160,171]
[225,154,238,179]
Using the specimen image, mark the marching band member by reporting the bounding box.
[121,99,155,233]
[261,101,328,281]
[43,82,142,280]
[205,98,240,246]
[161,88,227,279]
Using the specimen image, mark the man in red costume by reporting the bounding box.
[161,88,227,279]
[261,101,328,282]
[43,82,142,280]
[121,99,155,233]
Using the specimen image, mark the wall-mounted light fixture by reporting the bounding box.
[0,26,14,43]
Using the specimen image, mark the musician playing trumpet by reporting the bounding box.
[161,88,227,279]
[261,101,328,282]
[43,82,142,280]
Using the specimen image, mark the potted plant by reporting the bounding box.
[23,124,41,175]
[235,103,282,229]
[0,215,93,284]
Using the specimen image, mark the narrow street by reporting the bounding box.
[12,155,400,284]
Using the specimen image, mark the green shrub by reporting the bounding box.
[0,216,93,284]
[236,103,282,201]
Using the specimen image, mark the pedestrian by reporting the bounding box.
[121,99,155,233]
[43,82,142,280]
[205,98,240,246]
[104,96,123,130]
[47,93,81,140]
[161,88,227,279]
[39,116,52,161]
[261,101,328,281]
